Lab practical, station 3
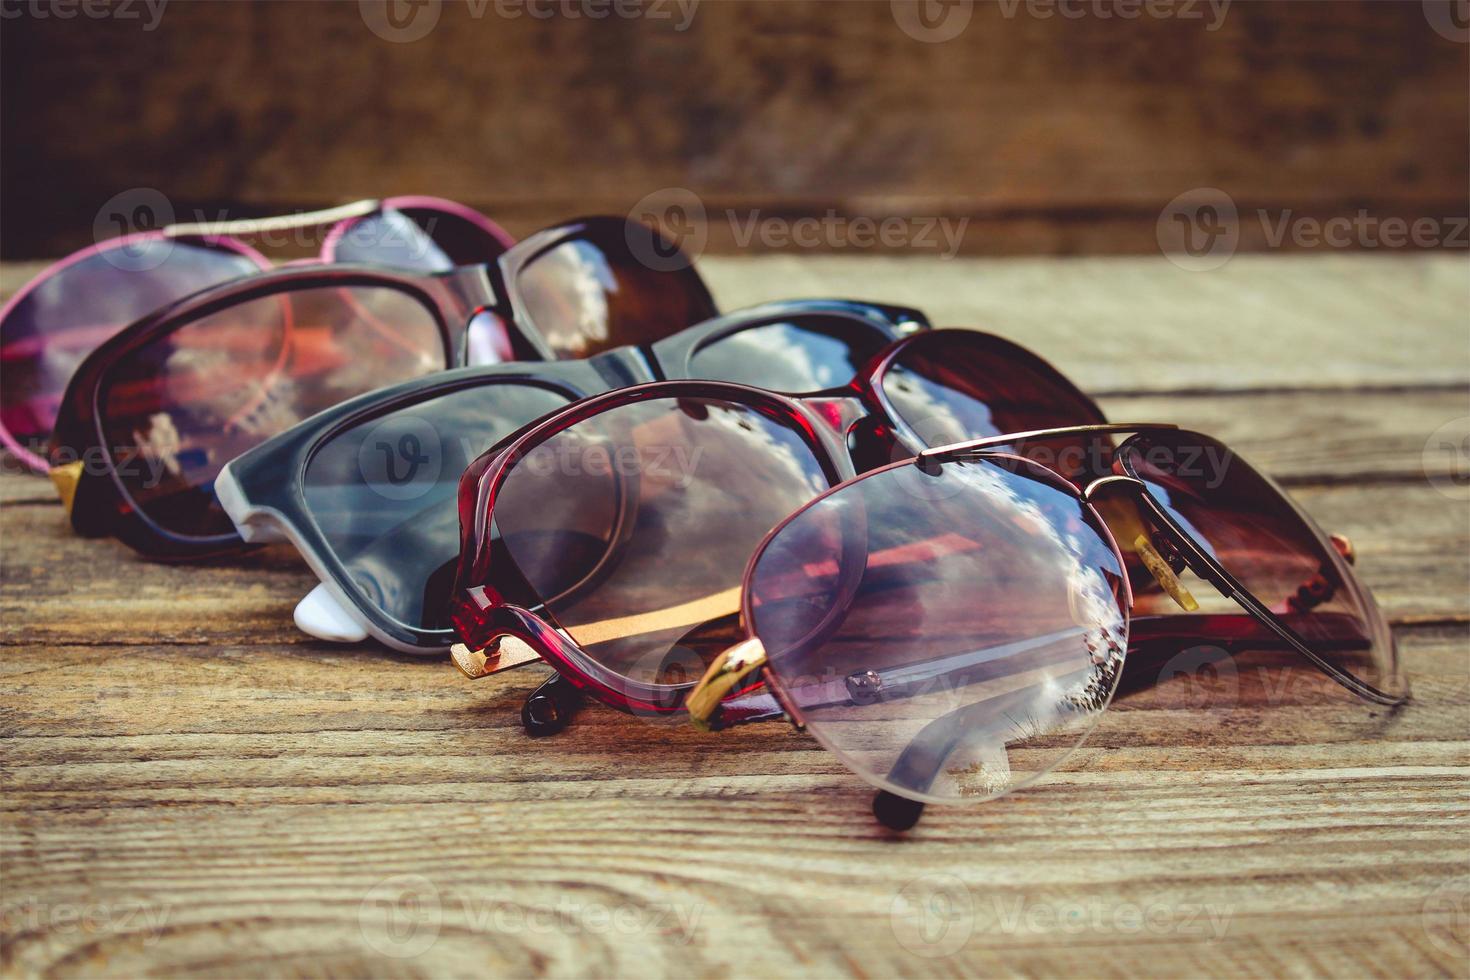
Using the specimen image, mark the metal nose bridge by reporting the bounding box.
[802,394,869,438]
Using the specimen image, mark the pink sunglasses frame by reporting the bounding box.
[0,195,513,472]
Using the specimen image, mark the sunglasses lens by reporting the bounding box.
[96,285,445,538]
[331,207,509,270]
[1119,428,1406,699]
[515,229,716,358]
[1,241,259,454]
[748,456,1129,804]
[688,315,894,393]
[879,331,1109,472]
[302,381,573,630]
[489,395,831,692]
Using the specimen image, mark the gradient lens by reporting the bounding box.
[98,285,445,538]
[688,316,894,393]
[879,331,1110,478]
[490,395,832,691]
[303,381,573,630]
[331,207,509,270]
[749,456,1129,804]
[1,239,260,452]
[515,230,716,358]
[1119,428,1406,699]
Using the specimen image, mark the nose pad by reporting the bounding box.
[1133,532,1200,612]
[1329,533,1356,566]
[466,310,513,365]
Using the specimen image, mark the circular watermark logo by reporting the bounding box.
[359,873,442,959]
[93,188,175,272]
[1157,645,1239,723]
[360,0,442,42]
[1423,416,1470,502]
[891,0,974,42]
[891,873,975,958]
[1157,188,1239,272]
[1424,0,1470,42]
[1422,879,1470,959]
[357,415,444,501]
[626,187,708,272]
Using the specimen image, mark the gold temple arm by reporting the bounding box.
[450,588,743,679]
[686,637,768,732]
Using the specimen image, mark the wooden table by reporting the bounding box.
[3,255,1467,978]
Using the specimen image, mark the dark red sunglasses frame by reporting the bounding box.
[447,326,1114,717]
[47,217,716,559]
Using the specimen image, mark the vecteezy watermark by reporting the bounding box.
[1158,187,1470,271]
[357,874,703,958]
[0,900,171,948]
[359,0,698,42]
[0,0,167,30]
[1422,879,1470,959]
[891,0,1229,42]
[1423,0,1470,43]
[891,874,1232,957]
[1423,416,1470,502]
[627,187,970,267]
[92,187,177,272]
[355,411,706,501]
[360,874,443,959]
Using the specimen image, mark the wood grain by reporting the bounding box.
[2,255,1468,978]
[2,1,1467,258]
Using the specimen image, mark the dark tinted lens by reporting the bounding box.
[687,317,892,393]
[1120,428,1406,698]
[99,286,445,538]
[515,234,716,358]
[1,240,259,450]
[751,457,1128,804]
[332,207,509,270]
[397,207,509,265]
[880,331,1109,477]
[491,396,831,689]
[303,382,572,630]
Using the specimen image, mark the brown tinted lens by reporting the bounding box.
[880,331,1110,480]
[515,235,716,358]
[1121,428,1406,699]
[100,286,445,538]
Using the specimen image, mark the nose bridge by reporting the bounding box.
[802,393,870,439]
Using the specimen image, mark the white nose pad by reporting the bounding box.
[294,583,369,643]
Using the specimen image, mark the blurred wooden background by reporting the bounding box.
[2,0,1467,258]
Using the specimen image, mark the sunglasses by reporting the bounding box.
[441,330,1115,716]
[215,300,935,652]
[46,215,721,559]
[2,196,513,472]
[445,380,1405,758]
[679,422,1408,829]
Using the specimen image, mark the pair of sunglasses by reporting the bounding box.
[438,329,1115,703]
[45,216,720,559]
[215,301,934,652]
[679,423,1408,829]
[2,196,513,472]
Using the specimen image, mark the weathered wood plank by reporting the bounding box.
[3,1,1467,258]
[5,254,1468,391]
[0,624,1464,977]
